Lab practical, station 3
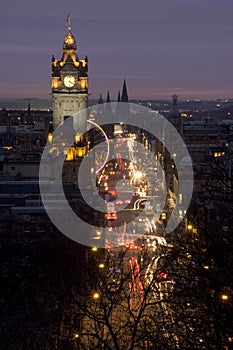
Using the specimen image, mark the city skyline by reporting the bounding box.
[1,0,233,100]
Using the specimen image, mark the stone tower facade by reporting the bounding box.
[51,18,88,132]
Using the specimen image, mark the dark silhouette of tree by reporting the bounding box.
[0,148,232,350]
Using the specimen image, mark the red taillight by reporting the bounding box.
[105,212,117,221]
[157,272,167,279]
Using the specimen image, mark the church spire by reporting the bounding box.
[106,91,111,103]
[121,79,129,103]
[98,93,104,104]
[117,90,121,102]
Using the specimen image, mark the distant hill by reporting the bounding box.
[0,98,52,110]
[1,98,232,118]
[0,98,102,109]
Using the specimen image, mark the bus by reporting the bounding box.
[105,202,117,221]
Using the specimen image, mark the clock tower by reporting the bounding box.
[51,17,88,131]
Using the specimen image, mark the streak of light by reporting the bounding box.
[87,119,110,174]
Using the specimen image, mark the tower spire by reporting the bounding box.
[106,91,111,103]
[117,90,121,102]
[98,93,104,104]
[63,15,77,51]
[121,79,129,103]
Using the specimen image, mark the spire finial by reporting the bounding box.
[63,15,77,50]
[66,14,71,30]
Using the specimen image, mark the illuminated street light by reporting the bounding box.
[92,247,98,252]
[221,294,229,301]
[93,292,100,300]
[99,263,105,269]
[161,212,166,220]
[47,133,53,143]
[187,224,193,230]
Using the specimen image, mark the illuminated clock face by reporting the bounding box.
[64,75,76,88]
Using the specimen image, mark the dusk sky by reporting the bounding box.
[1,0,233,100]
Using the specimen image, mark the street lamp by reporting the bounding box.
[93,292,100,300]
[221,294,229,301]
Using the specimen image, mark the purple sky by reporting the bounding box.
[1,0,233,100]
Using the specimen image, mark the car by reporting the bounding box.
[105,212,117,221]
